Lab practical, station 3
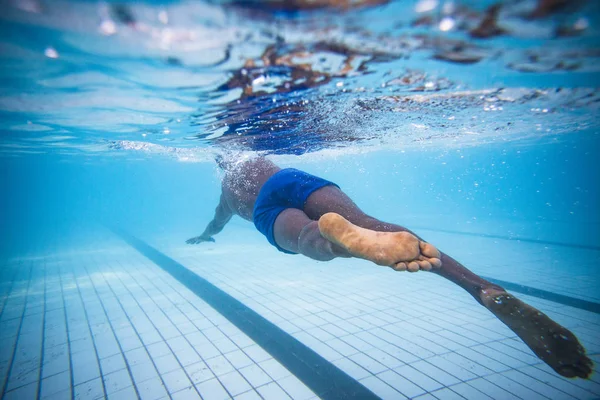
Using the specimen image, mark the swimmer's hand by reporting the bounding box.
[186,235,216,244]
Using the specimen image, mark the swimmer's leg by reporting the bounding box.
[305,186,441,271]
[304,185,593,378]
[273,208,351,261]
[321,214,593,378]
[481,288,592,379]
[360,221,593,378]
[304,186,503,293]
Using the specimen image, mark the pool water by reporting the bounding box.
[1,0,600,399]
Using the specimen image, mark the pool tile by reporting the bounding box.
[103,368,133,395]
[40,370,70,398]
[224,350,253,370]
[73,377,104,400]
[238,364,272,388]
[256,381,292,400]
[136,376,169,400]
[171,387,202,400]
[448,382,494,400]
[107,385,137,400]
[360,376,407,400]
[100,353,126,376]
[160,368,193,394]
[2,230,599,400]
[130,361,159,384]
[378,369,427,398]
[218,370,251,396]
[195,378,230,400]
[234,389,262,400]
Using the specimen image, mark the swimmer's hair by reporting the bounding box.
[215,154,234,170]
[215,154,226,169]
[215,151,247,170]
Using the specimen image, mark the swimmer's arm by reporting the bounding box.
[186,193,232,244]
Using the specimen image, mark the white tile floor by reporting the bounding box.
[0,224,599,399]
[416,228,600,303]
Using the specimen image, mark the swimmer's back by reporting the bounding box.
[221,157,282,221]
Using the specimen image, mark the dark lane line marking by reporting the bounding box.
[114,229,381,400]
[413,227,600,252]
[410,226,600,312]
[481,276,600,314]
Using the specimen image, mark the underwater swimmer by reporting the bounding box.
[187,155,593,379]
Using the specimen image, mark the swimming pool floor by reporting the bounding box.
[1,226,599,400]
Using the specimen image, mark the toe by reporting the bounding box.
[420,241,441,258]
[558,364,590,379]
[417,260,432,271]
[577,357,594,379]
[558,367,577,378]
[577,366,593,379]
[407,261,419,272]
[393,262,407,271]
[429,257,442,268]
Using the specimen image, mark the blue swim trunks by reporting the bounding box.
[253,168,339,254]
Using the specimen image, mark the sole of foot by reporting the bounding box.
[481,288,593,379]
[318,212,442,271]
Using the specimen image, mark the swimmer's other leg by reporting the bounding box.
[481,288,593,379]
[318,212,441,271]
[273,208,352,261]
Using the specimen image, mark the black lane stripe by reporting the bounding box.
[114,229,381,400]
[481,276,600,314]
[413,227,600,252]
[411,226,600,312]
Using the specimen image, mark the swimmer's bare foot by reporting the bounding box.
[318,212,442,271]
[481,288,593,379]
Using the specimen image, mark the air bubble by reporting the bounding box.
[44,47,59,59]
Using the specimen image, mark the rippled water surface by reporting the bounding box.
[1,0,599,159]
[2,2,600,399]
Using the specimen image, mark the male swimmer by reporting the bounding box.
[187,156,593,379]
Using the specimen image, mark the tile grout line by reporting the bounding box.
[531,364,599,398]
[497,368,577,400]
[126,252,314,399]
[114,229,382,400]
[175,249,560,398]
[35,257,48,400]
[0,263,22,394]
[69,254,109,399]
[145,256,309,399]
[413,226,600,251]
[0,265,21,324]
[59,262,76,400]
[479,277,600,314]
[108,255,183,400]
[1,261,34,398]
[81,257,142,399]
[126,256,265,399]
[140,255,298,398]
[107,254,204,399]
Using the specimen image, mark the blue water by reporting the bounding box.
[2,135,599,255]
[1,0,600,399]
